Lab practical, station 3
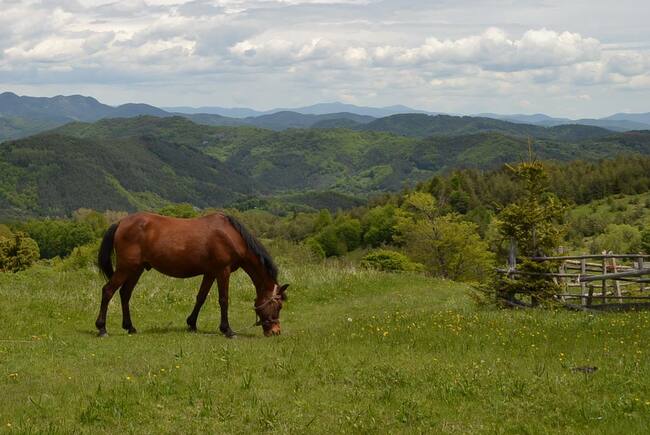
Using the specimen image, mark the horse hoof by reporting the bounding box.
[188,325,197,332]
[224,331,237,339]
[97,330,108,338]
[128,328,137,335]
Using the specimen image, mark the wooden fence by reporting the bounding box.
[496,249,650,310]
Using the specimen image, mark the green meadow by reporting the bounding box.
[2,259,650,434]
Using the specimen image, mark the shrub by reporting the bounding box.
[591,224,642,254]
[0,232,40,272]
[305,238,326,260]
[158,203,199,218]
[73,208,109,237]
[21,219,95,259]
[361,250,423,272]
[61,242,100,271]
[0,224,12,239]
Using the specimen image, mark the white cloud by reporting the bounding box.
[0,0,649,117]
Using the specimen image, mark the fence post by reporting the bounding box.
[611,253,622,303]
[640,256,646,293]
[580,257,587,305]
[601,251,607,304]
[559,256,567,302]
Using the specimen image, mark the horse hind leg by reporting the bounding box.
[95,269,129,337]
[120,269,144,334]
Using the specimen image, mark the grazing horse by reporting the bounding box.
[95,212,288,337]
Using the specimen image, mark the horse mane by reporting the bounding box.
[225,215,278,281]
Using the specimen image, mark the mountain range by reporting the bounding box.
[1,92,649,143]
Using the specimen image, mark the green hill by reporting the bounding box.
[360,114,615,141]
[1,116,650,218]
[0,128,252,219]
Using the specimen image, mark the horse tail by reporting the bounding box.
[98,223,119,280]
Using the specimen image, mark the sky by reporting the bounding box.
[1,0,649,118]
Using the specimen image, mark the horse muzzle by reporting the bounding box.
[264,324,281,336]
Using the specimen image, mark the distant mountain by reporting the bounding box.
[111,103,170,118]
[272,102,431,118]
[477,113,572,126]
[571,118,650,132]
[164,106,264,118]
[241,111,375,130]
[479,111,650,132]
[358,114,613,141]
[165,101,432,118]
[180,111,375,131]
[0,92,113,122]
[0,92,173,141]
[2,91,648,147]
[602,112,650,126]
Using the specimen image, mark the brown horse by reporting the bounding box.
[95,212,288,338]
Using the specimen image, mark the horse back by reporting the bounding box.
[113,212,245,277]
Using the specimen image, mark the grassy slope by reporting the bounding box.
[2,260,650,433]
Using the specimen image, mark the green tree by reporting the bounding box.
[22,219,95,259]
[314,225,346,257]
[395,192,494,281]
[484,160,567,305]
[362,204,397,247]
[314,209,333,231]
[496,161,566,256]
[0,232,40,272]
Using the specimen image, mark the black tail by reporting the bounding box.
[98,223,119,280]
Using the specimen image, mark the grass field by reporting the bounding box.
[2,259,650,434]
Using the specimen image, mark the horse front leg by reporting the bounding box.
[217,269,235,338]
[186,274,215,332]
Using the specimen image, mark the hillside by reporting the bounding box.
[359,114,614,141]
[0,116,62,142]
[0,127,252,218]
[2,116,650,218]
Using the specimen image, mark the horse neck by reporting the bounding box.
[240,254,275,299]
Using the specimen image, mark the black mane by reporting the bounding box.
[226,215,278,281]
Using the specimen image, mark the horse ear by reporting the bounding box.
[279,284,289,300]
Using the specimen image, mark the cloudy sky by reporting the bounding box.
[1,0,649,117]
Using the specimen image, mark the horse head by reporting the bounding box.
[255,284,289,336]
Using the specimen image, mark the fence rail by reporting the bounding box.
[497,248,649,310]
